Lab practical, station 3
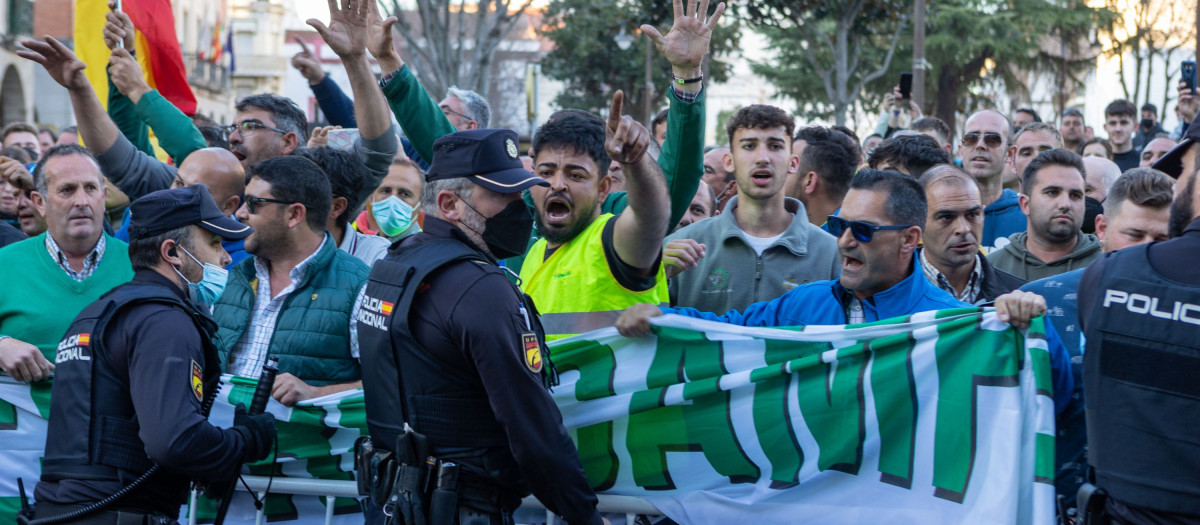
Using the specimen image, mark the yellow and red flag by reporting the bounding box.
[73,0,197,115]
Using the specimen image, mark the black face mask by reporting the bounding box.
[1082,196,1103,234]
[1140,118,1155,130]
[462,198,534,260]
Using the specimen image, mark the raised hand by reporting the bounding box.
[606,91,651,165]
[364,0,401,64]
[290,36,326,84]
[108,47,150,102]
[1178,80,1198,124]
[103,1,136,51]
[0,157,33,193]
[17,37,90,92]
[663,238,706,279]
[641,0,726,74]
[308,0,370,60]
[307,125,341,148]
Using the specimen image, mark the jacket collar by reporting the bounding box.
[234,232,337,289]
[831,255,945,319]
[718,195,812,256]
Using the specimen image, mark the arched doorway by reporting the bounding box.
[0,65,27,125]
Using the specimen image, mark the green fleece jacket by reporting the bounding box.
[986,231,1103,281]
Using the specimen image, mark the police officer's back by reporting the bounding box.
[1075,125,1200,524]
[32,186,275,523]
[356,129,602,525]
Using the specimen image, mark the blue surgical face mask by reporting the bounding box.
[372,196,417,237]
[172,245,229,304]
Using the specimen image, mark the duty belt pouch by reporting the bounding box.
[383,427,431,525]
[356,436,397,503]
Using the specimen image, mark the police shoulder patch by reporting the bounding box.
[191,360,203,402]
[522,332,543,373]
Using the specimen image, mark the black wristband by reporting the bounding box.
[672,73,703,85]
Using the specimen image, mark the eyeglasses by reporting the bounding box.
[826,216,912,243]
[961,132,1004,148]
[440,106,475,125]
[224,121,287,137]
[244,195,299,213]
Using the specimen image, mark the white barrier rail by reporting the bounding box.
[188,476,660,525]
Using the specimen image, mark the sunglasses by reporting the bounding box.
[826,216,911,243]
[961,131,1004,148]
[244,195,299,213]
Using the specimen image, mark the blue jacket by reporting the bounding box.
[662,258,964,326]
[983,189,1027,250]
[662,257,1074,414]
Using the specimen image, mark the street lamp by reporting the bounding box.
[614,26,634,51]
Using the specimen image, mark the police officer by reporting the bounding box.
[356,129,602,525]
[31,185,276,524]
[1075,117,1200,524]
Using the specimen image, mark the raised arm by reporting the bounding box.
[608,91,670,273]
[642,0,723,228]
[293,36,359,128]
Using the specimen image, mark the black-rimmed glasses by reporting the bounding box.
[244,195,299,213]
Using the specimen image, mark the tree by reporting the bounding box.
[538,0,739,122]
[1099,0,1196,118]
[740,0,908,127]
[382,0,535,99]
[919,0,1104,133]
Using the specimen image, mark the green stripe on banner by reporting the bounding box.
[0,309,1055,524]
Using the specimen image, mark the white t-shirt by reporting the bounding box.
[742,232,783,256]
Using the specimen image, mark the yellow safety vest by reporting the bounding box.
[519,214,668,345]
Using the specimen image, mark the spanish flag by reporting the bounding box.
[74,0,197,115]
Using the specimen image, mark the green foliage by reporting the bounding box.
[538,0,739,122]
[714,108,735,146]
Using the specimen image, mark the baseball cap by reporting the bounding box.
[1062,108,1083,119]
[425,129,548,194]
[129,185,252,240]
[1152,111,1200,179]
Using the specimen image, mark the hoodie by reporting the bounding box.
[982,189,1027,251]
[986,231,1102,281]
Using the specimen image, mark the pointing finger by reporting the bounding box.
[294,36,312,55]
[607,90,625,132]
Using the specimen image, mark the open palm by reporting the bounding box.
[308,0,370,58]
[642,0,725,71]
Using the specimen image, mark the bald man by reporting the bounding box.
[1082,156,1121,203]
[111,148,251,265]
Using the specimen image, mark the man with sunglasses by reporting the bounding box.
[211,156,371,407]
[960,110,1028,251]
[618,170,1058,339]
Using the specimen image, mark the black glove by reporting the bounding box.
[233,403,276,462]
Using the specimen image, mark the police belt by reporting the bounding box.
[30,503,174,525]
[355,435,513,525]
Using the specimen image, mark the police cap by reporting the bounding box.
[1153,111,1200,179]
[129,185,252,240]
[425,129,548,194]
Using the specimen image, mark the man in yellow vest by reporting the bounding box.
[520,91,670,342]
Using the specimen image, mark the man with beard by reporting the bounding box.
[520,91,670,342]
[354,128,601,525]
[916,165,1026,305]
[662,105,840,314]
[1021,168,1172,511]
[988,149,1101,281]
[1074,113,1200,525]
[212,156,370,406]
[616,170,1073,419]
[960,110,1027,250]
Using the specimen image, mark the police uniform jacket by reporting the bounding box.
[35,270,247,517]
[357,217,602,525]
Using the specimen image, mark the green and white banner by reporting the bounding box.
[0,308,1055,524]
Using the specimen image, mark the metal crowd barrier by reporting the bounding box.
[188,476,661,525]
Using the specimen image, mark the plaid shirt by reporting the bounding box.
[44,234,106,282]
[919,248,983,305]
[228,237,361,377]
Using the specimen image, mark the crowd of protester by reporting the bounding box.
[1,0,1198,522]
